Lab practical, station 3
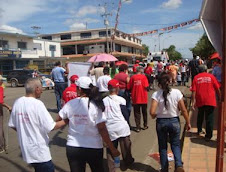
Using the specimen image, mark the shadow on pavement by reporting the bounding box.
[125,162,159,172]
[47,108,58,113]
[49,130,67,147]
[190,136,226,148]
[0,156,31,171]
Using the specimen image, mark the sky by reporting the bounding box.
[0,0,204,59]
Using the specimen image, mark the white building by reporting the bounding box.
[0,32,64,75]
[39,28,144,62]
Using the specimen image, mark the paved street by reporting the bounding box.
[0,85,188,172]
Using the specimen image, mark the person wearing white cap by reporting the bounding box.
[56,76,120,172]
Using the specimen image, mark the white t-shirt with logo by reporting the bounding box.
[8,97,56,164]
[59,97,106,148]
[103,95,130,141]
[151,89,183,118]
[97,75,111,92]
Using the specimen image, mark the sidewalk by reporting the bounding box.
[182,108,226,171]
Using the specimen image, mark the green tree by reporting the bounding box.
[164,45,182,60]
[190,33,215,60]
[142,44,149,57]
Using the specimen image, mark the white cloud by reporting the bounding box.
[76,5,104,18]
[0,0,47,24]
[70,23,86,30]
[123,0,133,4]
[188,23,203,31]
[161,0,182,9]
[0,25,24,34]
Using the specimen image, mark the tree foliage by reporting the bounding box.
[190,33,215,60]
[142,44,149,57]
[164,45,182,60]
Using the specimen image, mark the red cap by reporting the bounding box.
[136,60,140,63]
[70,75,79,83]
[108,79,119,88]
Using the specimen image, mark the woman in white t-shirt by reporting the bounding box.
[150,73,191,172]
[56,76,120,172]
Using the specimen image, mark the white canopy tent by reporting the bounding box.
[200,0,223,56]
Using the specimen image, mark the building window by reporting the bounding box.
[60,34,71,40]
[62,45,76,55]
[115,44,121,52]
[128,36,132,41]
[42,36,52,40]
[17,42,27,50]
[49,45,56,51]
[80,32,91,39]
[115,31,120,37]
[0,40,8,49]
[99,31,111,37]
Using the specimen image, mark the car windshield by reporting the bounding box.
[153,56,161,61]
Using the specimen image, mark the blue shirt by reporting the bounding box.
[51,66,66,82]
[212,65,221,82]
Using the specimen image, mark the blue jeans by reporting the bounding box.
[156,117,183,171]
[118,89,132,125]
[31,160,54,172]
[54,82,67,112]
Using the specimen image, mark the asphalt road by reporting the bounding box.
[0,85,189,172]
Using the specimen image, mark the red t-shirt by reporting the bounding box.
[191,72,220,107]
[133,64,139,73]
[128,74,149,104]
[0,86,4,104]
[144,66,153,75]
[114,72,128,89]
[62,84,77,104]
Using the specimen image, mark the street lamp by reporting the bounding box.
[163,36,172,50]
[158,33,163,51]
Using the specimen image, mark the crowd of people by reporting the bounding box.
[0,54,222,172]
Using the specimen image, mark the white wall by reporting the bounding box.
[33,39,61,57]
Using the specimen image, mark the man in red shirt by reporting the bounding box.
[144,63,153,90]
[0,75,11,153]
[133,60,140,73]
[191,65,220,141]
[114,64,131,125]
[128,67,149,132]
[62,75,79,105]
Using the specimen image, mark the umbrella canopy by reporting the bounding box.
[210,52,221,60]
[200,0,222,56]
[115,61,128,66]
[88,53,118,62]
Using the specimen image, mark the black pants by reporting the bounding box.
[197,106,215,139]
[66,146,104,172]
[0,104,5,150]
[31,160,55,172]
[133,104,148,129]
[54,82,67,112]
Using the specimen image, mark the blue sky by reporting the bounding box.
[0,0,204,59]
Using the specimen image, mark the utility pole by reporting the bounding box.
[31,26,41,37]
[158,33,163,51]
[101,3,111,54]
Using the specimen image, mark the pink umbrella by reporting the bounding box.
[88,53,118,62]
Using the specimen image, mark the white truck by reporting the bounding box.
[144,51,169,64]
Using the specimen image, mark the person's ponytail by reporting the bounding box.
[88,83,105,112]
[158,72,171,109]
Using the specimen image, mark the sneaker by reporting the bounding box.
[175,166,185,172]
[0,148,5,154]
[134,128,141,133]
[143,126,149,130]
[197,130,205,136]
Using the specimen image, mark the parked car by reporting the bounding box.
[7,69,51,87]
